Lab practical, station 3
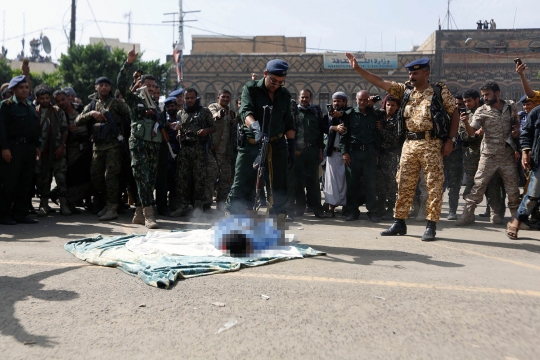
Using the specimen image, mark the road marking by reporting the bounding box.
[228,272,540,298]
[430,242,540,272]
[0,259,94,267]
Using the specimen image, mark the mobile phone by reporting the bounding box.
[514,58,522,66]
[459,107,467,114]
[372,95,381,102]
[326,104,333,113]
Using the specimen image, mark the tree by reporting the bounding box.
[0,58,12,86]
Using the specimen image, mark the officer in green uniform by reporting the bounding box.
[0,75,40,224]
[341,90,383,222]
[292,89,325,218]
[225,59,296,216]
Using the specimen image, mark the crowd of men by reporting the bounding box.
[1,46,539,242]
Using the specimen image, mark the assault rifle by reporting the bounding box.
[253,105,273,211]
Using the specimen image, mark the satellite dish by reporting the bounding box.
[42,36,51,54]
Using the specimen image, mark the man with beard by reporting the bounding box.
[76,76,129,221]
[0,75,40,225]
[291,89,325,218]
[155,97,180,215]
[345,54,459,241]
[323,92,349,218]
[456,82,520,226]
[34,84,71,217]
[341,90,383,222]
[171,88,215,217]
[225,59,295,219]
[117,45,167,229]
[207,89,235,211]
[54,90,91,214]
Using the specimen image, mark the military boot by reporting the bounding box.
[171,204,188,217]
[97,205,108,217]
[455,203,476,226]
[415,203,427,222]
[381,219,407,236]
[143,206,158,229]
[59,197,72,216]
[37,198,49,217]
[98,203,118,221]
[132,206,145,225]
[490,213,503,225]
[421,221,437,241]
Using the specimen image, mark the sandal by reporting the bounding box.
[505,222,519,240]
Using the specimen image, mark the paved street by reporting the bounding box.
[1,194,539,359]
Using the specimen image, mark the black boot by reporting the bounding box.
[421,221,437,241]
[478,207,490,218]
[381,219,407,236]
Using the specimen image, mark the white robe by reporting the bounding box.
[324,133,347,206]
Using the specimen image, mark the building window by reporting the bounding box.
[530,41,540,52]
[205,92,216,106]
[319,92,329,110]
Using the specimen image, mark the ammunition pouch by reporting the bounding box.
[131,119,163,143]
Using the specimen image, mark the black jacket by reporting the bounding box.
[323,107,350,157]
[520,106,540,170]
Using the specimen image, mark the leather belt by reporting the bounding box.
[350,143,375,151]
[247,133,283,145]
[406,131,433,140]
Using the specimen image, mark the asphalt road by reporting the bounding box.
[1,194,539,360]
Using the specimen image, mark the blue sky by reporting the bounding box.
[2,0,539,64]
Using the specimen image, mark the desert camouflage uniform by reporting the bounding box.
[388,81,456,222]
[175,106,214,213]
[463,101,520,216]
[35,105,69,199]
[206,103,235,207]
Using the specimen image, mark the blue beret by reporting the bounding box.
[169,89,184,97]
[164,96,177,105]
[8,75,27,90]
[405,58,430,71]
[519,94,532,103]
[266,59,288,76]
[95,77,111,85]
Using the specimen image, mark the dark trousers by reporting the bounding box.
[345,149,377,217]
[294,146,323,214]
[226,140,288,215]
[0,143,36,218]
[155,142,169,210]
[443,145,463,213]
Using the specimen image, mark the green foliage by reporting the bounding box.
[0,58,13,86]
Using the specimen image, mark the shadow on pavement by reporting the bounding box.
[310,244,465,268]
[437,237,540,254]
[0,267,80,347]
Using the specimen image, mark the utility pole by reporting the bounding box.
[70,0,76,48]
[124,11,132,43]
[163,0,200,83]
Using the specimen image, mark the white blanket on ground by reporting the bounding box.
[125,230,301,258]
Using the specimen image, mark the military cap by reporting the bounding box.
[266,59,288,76]
[62,87,77,97]
[8,75,27,90]
[405,58,430,71]
[95,77,111,85]
[164,96,177,105]
[519,94,533,104]
[332,91,348,100]
[169,89,184,97]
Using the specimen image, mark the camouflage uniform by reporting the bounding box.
[35,105,69,200]
[174,106,214,214]
[457,100,520,224]
[206,103,235,208]
[388,82,456,222]
[76,94,128,206]
[376,112,401,217]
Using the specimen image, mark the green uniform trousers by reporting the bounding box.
[91,146,122,205]
[345,149,378,217]
[226,140,288,215]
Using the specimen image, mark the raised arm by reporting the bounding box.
[516,62,536,99]
[345,53,393,92]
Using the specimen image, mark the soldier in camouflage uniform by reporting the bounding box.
[171,88,216,217]
[460,89,506,223]
[376,95,401,220]
[117,46,168,228]
[206,89,235,211]
[76,77,129,221]
[34,85,71,217]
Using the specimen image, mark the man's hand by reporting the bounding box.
[459,112,469,123]
[89,110,106,122]
[475,128,484,136]
[319,149,323,162]
[345,53,359,70]
[336,123,346,134]
[330,110,343,119]
[36,148,40,161]
[2,149,12,163]
[516,62,527,76]
[197,128,207,137]
[442,139,454,156]
[127,44,139,64]
[21,62,30,76]
[511,125,520,139]
[342,153,351,166]
[375,121,382,130]
[251,73,258,81]
[522,151,531,170]
[55,145,65,159]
